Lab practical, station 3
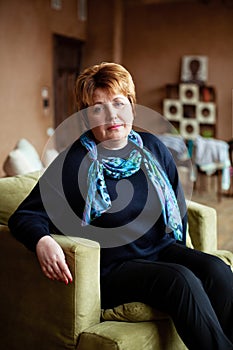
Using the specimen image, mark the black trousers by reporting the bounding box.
[101,243,233,350]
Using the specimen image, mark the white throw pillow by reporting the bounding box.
[16,138,43,170]
[3,138,43,176]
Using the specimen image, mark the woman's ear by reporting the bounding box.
[128,96,136,117]
[131,103,136,118]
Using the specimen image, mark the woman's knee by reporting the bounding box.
[199,254,232,285]
[194,254,233,303]
[151,264,210,319]
[172,264,203,291]
[153,264,203,306]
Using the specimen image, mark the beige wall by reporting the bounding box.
[0,0,86,176]
[83,0,115,67]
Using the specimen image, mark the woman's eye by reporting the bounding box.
[113,101,125,109]
[92,105,104,114]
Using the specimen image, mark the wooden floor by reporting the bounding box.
[191,182,233,253]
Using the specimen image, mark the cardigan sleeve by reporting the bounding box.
[8,182,52,252]
[8,140,87,252]
[8,148,71,252]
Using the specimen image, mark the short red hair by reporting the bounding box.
[75,62,136,111]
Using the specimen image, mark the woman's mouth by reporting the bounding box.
[107,124,123,130]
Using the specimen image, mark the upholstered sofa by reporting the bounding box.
[0,172,232,350]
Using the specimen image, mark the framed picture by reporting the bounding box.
[181,55,208,84]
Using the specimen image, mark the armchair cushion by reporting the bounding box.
[101,302,167,322]
[78,320,186,350]
[0,171,40,225]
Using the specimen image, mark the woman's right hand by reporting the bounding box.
[36,235,73,285]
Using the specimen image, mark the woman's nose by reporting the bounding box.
[105,103,118,121]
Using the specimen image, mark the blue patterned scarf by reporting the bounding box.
[80,130,183,241]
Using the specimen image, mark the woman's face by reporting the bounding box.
[87,88,134,149]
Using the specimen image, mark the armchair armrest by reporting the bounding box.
[53,234,101,333]
[187,200,217,252]
[0,225,101,350]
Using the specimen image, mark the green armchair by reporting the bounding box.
[0,172,232,350]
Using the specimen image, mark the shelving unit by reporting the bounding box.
[163,83,217,140]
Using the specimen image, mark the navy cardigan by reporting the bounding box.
[9,132,187,278]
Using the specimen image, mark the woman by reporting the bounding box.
[9,62,233,350]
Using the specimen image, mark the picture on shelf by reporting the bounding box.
[181,55,208,84]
